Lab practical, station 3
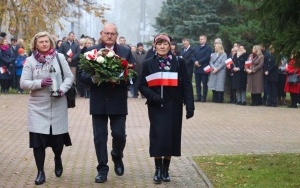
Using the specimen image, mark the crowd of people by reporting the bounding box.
[0,22,299,185]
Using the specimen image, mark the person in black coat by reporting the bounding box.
[264,45,278,107]
[180,38,194,82]
[231,45,248,105]
[79,23,134,183]
[138,34,194,184]
[0,37,15,93]
[192,35,212,102]
[58,31,81,83]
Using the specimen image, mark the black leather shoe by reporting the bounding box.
[54,158,63,177]
[112,158,124,176]
[95,174,107,183]
[35,171,45,185]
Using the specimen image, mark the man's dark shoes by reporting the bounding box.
[95,173,107,183]
[112,157,124,176]
[54,158,63,177]
[195,98,201,102]
[35,171,45,185]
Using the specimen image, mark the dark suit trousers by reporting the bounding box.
[195,73,208,100]
[92,114,127,174]
[266,81,278,105]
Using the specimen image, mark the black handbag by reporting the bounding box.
[56,54,77,108]
[287,73,300,84]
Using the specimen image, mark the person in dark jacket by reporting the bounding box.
[231,45,248,105]
[79,23,134,183]
[192,35,212,102]
[180,38,194,82]
[264,45,278,107]
[0,37,15,93]
[138,34,194,184]
[58,31,81,83]
[261,44,271,105]
[132,42,147,98]
[15,48,27,93]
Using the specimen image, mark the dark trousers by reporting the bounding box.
[0,79,11,92]
[266,81,278,105]
[92,114,127,174]
[229,75,236,102]
[195,73,208,100]
[133,75,141,97]
[262,76,268,104]
[277,73,286,99]
[16,76,23,92]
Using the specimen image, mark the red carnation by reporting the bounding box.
[121,59,128,67]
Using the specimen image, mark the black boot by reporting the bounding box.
[54,157,63,177]
[153,158,162,184]
[35,171,45,185]
[162,158,171,182]
[289,93,298,108]
[212,90,217,102]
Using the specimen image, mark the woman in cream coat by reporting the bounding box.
[20,31,74,185]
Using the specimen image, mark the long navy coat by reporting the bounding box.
[138,55,194,157]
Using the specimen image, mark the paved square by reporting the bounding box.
[0,94,299,187]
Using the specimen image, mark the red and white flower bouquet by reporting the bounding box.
[79,48,136,85]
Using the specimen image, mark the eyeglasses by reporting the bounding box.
[102,32,118,36]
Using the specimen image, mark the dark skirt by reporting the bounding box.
[29,127,72,148]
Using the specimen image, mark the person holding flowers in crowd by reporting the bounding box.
[20,31,74,185]
[138,34,194,184]
[79,23,135,183]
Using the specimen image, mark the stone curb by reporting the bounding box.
[188,156,214,188]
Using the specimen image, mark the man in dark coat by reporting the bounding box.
[180,38,194,82]
[58,31,81,83]
[192,35,212,102]
[261,44,271,105]
[132,42,147,98]
[79,23,134,183]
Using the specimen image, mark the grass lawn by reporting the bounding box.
[193,153,300,188]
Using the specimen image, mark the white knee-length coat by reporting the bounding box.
[20,53,74,135]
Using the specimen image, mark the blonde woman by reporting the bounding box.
[20,31,74,185]
[245,45,264,106]
[208,43,227,103]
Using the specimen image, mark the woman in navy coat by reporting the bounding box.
[138,34,194,184]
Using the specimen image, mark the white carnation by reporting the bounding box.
[107,51,115,58]
[96,56,105,63]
